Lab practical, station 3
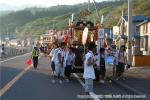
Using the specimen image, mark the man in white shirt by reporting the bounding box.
[49,43,57,83]
[83,42,96,95]
[54,42,65,84]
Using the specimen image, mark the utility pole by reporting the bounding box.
[121,7,124,36]
[88,0,90,20]
[127,0,132,65]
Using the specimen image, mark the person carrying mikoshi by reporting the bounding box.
[54,42,65,84]
[48,42,57,83]
[99,48,106,84]
[83,42,96,95]
[64,47,76,82]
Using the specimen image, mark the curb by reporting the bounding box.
[108,77,149,100]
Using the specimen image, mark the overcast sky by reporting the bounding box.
[0,0,108,7]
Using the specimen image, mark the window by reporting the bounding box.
[143,36,148,51]
[143,23,148,34]
[124,25,127,35]
[140,35,148,51]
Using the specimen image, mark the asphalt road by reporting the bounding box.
[0,54,140,100]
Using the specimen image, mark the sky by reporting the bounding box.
[0,0,107,7]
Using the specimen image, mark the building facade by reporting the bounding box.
[116,15,146,53]
[137,18,150,55]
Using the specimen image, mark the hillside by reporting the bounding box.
[19,0,150,38]
[103,0,150,27]
[0,5,80,37]
[0,0,126,38]
[1,0,150,38]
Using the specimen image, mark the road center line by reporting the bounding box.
[73,73,100,100]
[0,65,32,97]
[0,53,32,96]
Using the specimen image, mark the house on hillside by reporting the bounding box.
[118,15,146,36]
[115,15,146,52]
[39,30,55,45]
[132,17,150,66]
[137,17,150,55]
[113,15,150,66]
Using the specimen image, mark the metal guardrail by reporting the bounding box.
[0,46,32,61]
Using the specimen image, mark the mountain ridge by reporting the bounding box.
[1,0,150,38]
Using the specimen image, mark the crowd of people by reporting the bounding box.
[48,42,76,83]
[31,42,130,95]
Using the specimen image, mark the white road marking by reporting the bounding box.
[0,52,33,96]
[73,73,100,100]
[0,52,31,64]
[0,65,32,96]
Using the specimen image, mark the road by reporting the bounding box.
[0,53,142,100]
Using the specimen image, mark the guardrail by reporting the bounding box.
[0,46,32,61]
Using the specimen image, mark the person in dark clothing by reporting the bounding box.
[99,48,106,84]
[64,47,75,82]
[1,44,6,59]
[115,45,128,80]
[40,45,44,53]
[31,47,40,69]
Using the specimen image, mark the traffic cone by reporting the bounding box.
[26,58,32,65]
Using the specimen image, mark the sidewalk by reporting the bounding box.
[107,65,150,100]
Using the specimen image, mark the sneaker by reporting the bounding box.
[51,80,56,84]
[59,80,63,84]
